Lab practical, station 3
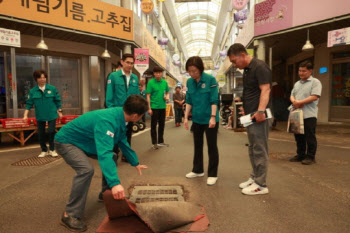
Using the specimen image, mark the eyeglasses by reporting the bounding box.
[125,61,134,65]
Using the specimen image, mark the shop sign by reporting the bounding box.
[232,0,248,11]
[247,49,254,57]
[141,0,154,14]
[133,17,166,67]
[0,0,133,41]
[217,75,226,88]
[134,48,149,77]
[0,28,20,47]
[328,27,350,47]
[254,0,293,36]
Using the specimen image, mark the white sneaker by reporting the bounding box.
[207,177,218,185]
[185,172,205,178]
[50,150,58,157]
[242,183,269,195]
[38,152,48,158]
[157,143,169,147]
[239,177,254,189]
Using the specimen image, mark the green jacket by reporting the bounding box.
[186,72,219,124]
[25,84,61,121]
[55,107,139,187]
[146,78,169,109]
[105,69,140,108]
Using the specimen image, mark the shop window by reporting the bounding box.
[15,54,42,109]
[49,57,80,108]
[331,62,350,106]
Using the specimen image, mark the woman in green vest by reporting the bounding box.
[23,70,62,157]
[184,56,220,186]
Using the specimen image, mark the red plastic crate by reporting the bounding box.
[33,118,60,126]
[61,115,80,124]
[0,118,31,128]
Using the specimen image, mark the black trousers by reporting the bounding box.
[151,109,166,145]
[174,107,183,124]
[294,117,317,159]
[37,119,56,152]
[102,122,133,193]
[192,122,219,177]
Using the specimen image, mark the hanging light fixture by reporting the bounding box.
[302,29,314,51]
[36,28,48,50]
[101,40,111,58]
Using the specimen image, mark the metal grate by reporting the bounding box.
[130,186,184,203]
[135,197,179,204]
[11,155,62,166]
[269,152,295,160]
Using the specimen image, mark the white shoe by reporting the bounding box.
[242,183,269,195]
[239,177,254,189]
[207,177,218,185]
[185,172,205,178]
[38,152,48,158]
[50,150,58,157]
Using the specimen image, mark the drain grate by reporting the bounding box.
[11,155,62,166]
[269,152,294,160]
[130,186,184,203]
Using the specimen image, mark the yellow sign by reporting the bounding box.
[0,0,133,41]
[166,104,174,117]
[141,0,154,14]
[247,49,254,57]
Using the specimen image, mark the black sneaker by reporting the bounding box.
[301,157,316,165]
[289,155,305,162]
[98,192,103,202]
[60,213,87,232]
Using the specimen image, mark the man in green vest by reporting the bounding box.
[102,54,140,200]
[146,66,170,149]
[55,95,148,232]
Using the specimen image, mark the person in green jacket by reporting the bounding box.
[23,70,62,158]
[184,56,220,186]
[105,53,140,162]
[55,95,148,232]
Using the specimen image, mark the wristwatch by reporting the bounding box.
[257,110,265,114]
[211,115,216,118]
[58,109,63,113]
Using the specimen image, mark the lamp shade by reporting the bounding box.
[36,40,48,50]
[101,49,111,58]
[302,40,314,51]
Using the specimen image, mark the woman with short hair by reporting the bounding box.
[23,70,62,157]
[184,56,220,185]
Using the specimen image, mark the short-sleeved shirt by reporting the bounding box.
[242,58,272,114]
[146,78,169,109]
[291,76,322,119]
[186,72,219,125]
[173,92,185,109]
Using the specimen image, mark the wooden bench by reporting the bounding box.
[0,124,64,147]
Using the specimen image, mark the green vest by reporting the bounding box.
[105,69,140,108]
[25,84,61,121]
[55,107,139,187]
[186,72,219,124]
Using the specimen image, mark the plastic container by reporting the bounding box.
[61,115,80,124]
[0,118,31,128]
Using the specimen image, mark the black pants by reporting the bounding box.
[294,117,317,159]
[102,122,133,193]
[174,107,183,124]
[192,122,219,177]
[151,109,166,145]
[37,119,56,152]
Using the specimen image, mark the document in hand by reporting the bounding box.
[239,108,272,127]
